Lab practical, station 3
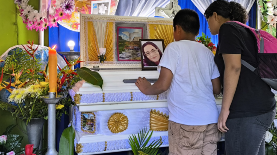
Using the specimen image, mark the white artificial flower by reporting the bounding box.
[98,3,107,15]
[20,0,29,8]
[99,48,106,56]
[268,15,276,25]
[35,12,44,22]
[268,7,274,15]
[267,2,273,8]
[56,0,63,8]
[49,7,56,15]
[28,10,38,21]
[274,9,277,15]
[265,131,273,143]
[22,5,34,16]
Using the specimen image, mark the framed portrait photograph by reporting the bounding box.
[139,39,165,70]
[117,26,143,61]
[91,0,111,15]
[81,112,96,134]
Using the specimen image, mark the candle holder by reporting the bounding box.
[42,92,63,155]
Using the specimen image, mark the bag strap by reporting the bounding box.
[255,29,264,53]
[241,60,256,72]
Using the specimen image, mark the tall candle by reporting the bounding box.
[48,45,57,93]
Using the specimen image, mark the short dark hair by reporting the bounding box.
[173,9,200,35]
[204,0,247,24]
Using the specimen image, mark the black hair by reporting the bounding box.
[173,9,200,35]
[204,0,248,24]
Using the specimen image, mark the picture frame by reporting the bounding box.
[91,0,111,15]
[139,39,165,70]
[81,112,96,134]
[80,14,173,69]
[117,26,144,61]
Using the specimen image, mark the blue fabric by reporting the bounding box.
[178,0,218,45]
[249,1,257,29]
[49,23,80,52]
[178,0,257,46]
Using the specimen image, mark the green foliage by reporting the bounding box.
[196,33,216,52]
[0,124,25,154]
[197,32,212,46]
[266,25,276,37]
[128,128,162,155]
[4,48,44,85]
[59,126,75,155]
[76,67,103,89]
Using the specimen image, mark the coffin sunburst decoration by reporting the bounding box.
[150,109,169,131]
[108,113,129,133]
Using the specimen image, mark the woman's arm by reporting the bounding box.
[136,67,173,95]
[218,53,241,132]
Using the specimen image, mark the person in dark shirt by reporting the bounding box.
[205,0,276,154]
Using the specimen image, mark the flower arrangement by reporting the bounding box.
[196,32,217,55]
[258,0,277,37]
[0,124,25,155]
[14,0,75,31]
[0,41,103,123]
[98,48,106,63]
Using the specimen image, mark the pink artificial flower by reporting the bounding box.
[34,19,43,31]
[7,151,15,155]
[55,8,65,21]
[51,0,57,7]
[48,15,58,28]
[0,135,7,143]
[41,18,48,30]
[27,20,35,30]
[63,13,72,21]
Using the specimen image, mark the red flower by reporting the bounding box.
[207,42,214,47]
[24,144,36,155]
[212,46,217,51]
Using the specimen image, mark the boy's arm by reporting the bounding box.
[136,67,173,95]
[212,77,221,95]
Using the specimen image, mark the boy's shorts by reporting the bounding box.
[168,121,221,155]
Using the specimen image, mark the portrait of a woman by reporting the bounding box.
[141,41,164,67]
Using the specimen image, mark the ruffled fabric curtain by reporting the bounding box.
[115,0,170,17]
[191,0,255,14]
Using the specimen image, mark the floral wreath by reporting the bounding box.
[14,0,75,31]
[258,0,277,36]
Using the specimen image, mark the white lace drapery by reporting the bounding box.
[115,0,170,17]
[191,0,256,15]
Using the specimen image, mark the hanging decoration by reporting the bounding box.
[258,0,277,37]
[58,0,119,32]
[14,0,75,31]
